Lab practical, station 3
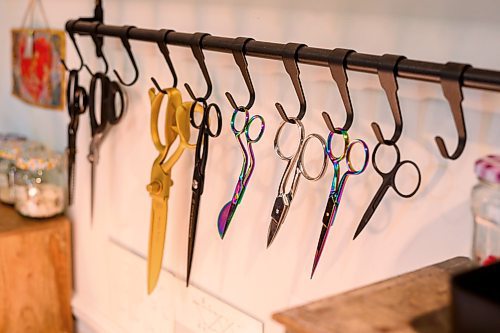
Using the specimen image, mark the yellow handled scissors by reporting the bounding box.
[146,87,201,294]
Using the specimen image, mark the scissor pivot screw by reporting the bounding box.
[147,181,162,194]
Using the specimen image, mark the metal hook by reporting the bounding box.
[322,112,336,133]
[84,22,109,75]
[113,25,139,86]
[327,48,355,133]
[225,37,255,110]
[151,29,178,93]
[435,62,470,160]
[372,54,406,145]
[275,42,307,123]
[184,32,212,101]
[61,20,85,72]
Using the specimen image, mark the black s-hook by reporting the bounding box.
[113,25,139,86]
[84,22,109,75]
[327,48,355,132]
[225,37,255,110]
[435,62,470,160]
[61,20,85,72]
[372,54,406,145]
[151,29,178,92]
[275,43,307,123]
[184,32,213,101]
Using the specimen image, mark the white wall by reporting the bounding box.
[1,1,500,332]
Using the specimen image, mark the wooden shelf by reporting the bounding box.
[0,204,73,333]
[273,257,475,333]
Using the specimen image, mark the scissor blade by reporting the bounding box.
[67,152,75,205]
[353,184,389,240]
[187,190,201,287]
[311,197,337,278]
[90,161,95,225]
[147,197,168,294]
[267,196,287,248]
[217,201,235,239]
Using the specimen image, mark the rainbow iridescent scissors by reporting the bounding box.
[146,87,201,293]
[267,118,328,247]
[217,107,265,239]
[311,113,369,278]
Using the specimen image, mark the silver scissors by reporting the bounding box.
[217,107,265,239]
[267,118,328,247]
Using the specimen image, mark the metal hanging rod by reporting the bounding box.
[67,20,500,93]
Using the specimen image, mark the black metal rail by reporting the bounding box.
[67,20,500,93]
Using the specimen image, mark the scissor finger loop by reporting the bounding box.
[206,103,222,138]
[274,118,305,161]
[189,98,207,129]
[107,82,125,124]
[299,133,328,181]
[371,142,401,176]
[245,115,265,143]
[230,108,250,135]
[390,159,422,198]
[326,128,349,162]
[345,139,369,174]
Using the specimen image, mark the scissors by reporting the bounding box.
[146,87,202,294]
[87,72,125,220]
[217,108,265,239]
[267,118,328,248]
[311,114,369,278]
[67,69,88,205]
[187,98,222,286]
[353,142,421,240]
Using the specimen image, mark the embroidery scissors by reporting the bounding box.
[217,107,265,239]
[353,142,421,240]
[311,113,369,278]
[147,87,201,294]
[66,69,88,205]
[87,72,125,220]
[267,118,328,248]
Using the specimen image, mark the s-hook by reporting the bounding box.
[225,37,255,110]
[61,20,85,72]
[84,22,109,75]
[327,48,355,133]
[435,62,470,160]
[275,43,307,123]
[113,25,139,86]
[184,32,213,101]
[151,29,178,93]
[372,54,406,145]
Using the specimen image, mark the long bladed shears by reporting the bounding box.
[217,107,265,239]
[267,118,328,248]
[146,87,201,294]
[311,113,369,278]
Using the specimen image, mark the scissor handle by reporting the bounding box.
[372,142,421,198]
[230,107,249,135]
[189,98,206,130]
[89,73,108,135]
[67,71,87,117]
[245,114,265,143]
[299,133,328,181]
[274,118,305,161]
[205,103,222,138]
[107,81,125,125]
[345,139,369,175]
[325,128,349,162]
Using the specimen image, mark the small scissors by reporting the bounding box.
[267,118,328,248]
[87,72,125,220]
[67,69,88,205]
[311,113,369,278]
[353,142,421,240]
[187,98,222,286]
[217,108,265,239]
[147,87,201,294]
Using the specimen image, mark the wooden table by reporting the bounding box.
[273,257,475,333]
[0,204,73,333]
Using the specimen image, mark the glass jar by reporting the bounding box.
[471,155,500,266]
[14,149,66,218]
[0,136,28,204]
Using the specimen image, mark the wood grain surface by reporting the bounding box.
[0,204,73,333]
[273,257,475,333]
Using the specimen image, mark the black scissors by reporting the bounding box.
[353,142,421,240]
[87,72,125,220]
[187,97,222,286]
[67,69,88,205]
